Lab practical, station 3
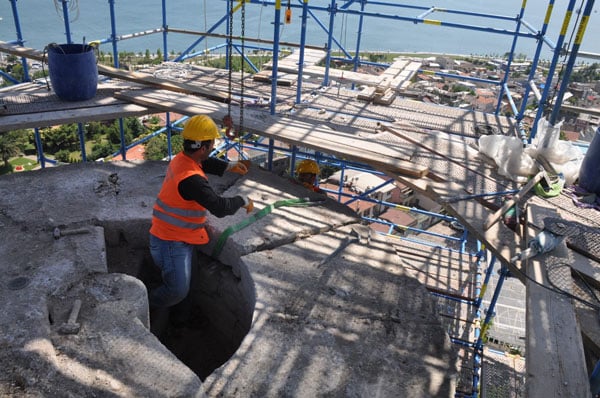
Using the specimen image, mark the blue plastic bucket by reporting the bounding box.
[47,43,98,101]
[579,127,600,194]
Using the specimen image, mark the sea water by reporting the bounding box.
[0,0,599,59]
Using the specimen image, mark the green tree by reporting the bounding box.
[90,142,117,161]
[451,84,470,92]
[125,117,145,138]
[0,130,29,166]
[44,124,79,152]
[144,135,167,160]
[570,63,600,83]
[106,119,134,146]
[144,134,183,160]
[85,121,109,141]
[54,149,72,163]
[4,62,25,83]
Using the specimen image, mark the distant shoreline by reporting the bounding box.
[104,48,529,62]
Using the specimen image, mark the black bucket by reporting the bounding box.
[47,43,98,101]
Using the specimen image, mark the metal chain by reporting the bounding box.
[227,0,233,121]
[239,0,246,156]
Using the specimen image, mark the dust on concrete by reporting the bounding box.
[0,160,458,397]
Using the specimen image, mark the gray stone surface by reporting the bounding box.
[0,161,203,397]
[0,160,458,397]
[204,224,457,397]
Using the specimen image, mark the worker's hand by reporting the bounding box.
[242,197,254,213]
[227,160,249,175]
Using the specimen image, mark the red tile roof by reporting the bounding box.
[113,145,146,161]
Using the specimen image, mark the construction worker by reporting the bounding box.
[148,115,254,311]
[295,159,324,193]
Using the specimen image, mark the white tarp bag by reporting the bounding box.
[478,135,537,182]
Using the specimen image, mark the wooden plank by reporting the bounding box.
[0,103,152,132]
[0,42,229,102]
[577,307,600,359]
[392,173,591,397]
[98,66,232,102]
[114,89,429,178]
[525,203,591,398]
[302,65,379,86]
[527,195,600,282]
[357,87,376,101]
[263,50,417,90]
[0,84,133,114]
[0,41,45,62]
[526,198,600,358]
[252,70,271,83]
[253,69,296,85]
[262,49,326,69]
[387,59,409,73]
[115,88,414,160]
[377,123,502,186]
[373,89,396,105]
[391,173,526,283]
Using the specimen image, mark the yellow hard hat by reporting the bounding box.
[296,159,319,175]
[182,115,220,141]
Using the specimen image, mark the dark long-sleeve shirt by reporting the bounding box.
[178,157,245,218]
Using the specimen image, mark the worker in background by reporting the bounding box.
[149,114,254,311]
[295,159,325,194]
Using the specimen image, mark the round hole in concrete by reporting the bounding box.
[105,238,255,381]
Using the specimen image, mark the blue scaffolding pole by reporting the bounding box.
[530,0,579,140]
[548,0,596,126]
[516,0,557,142]
[7,0,30,82]
[494,1,527,116]
[295,0,310,104]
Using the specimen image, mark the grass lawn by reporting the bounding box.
[4,156,39,175]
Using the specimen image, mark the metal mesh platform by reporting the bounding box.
[545,217,600,263]
[294,89,516,138]
[481,348,526,398]
[0,86,127,115]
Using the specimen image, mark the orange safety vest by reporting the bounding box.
[150,153,209,245]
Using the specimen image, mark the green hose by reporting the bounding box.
[211,197,326,258]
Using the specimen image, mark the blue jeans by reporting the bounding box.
[149,234,194,308]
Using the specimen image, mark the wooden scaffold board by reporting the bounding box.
[114,88,429,179]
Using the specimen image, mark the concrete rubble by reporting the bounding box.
[0,160,457,397]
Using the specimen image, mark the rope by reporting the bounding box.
[509,259,600,311]
[53,0,80,22]
[211,197,327,258]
